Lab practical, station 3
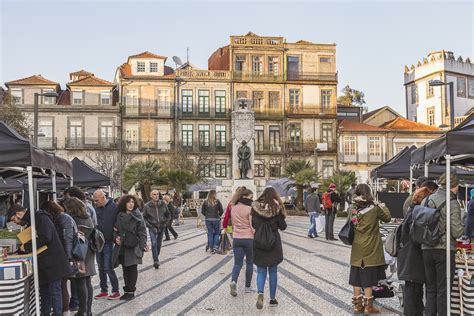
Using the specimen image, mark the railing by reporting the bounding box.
[287,72,337,81]
[65,138,117,149]
[254,109,284,119]
[176,69,231,80]
[286,141,337,152]
[37,137,57,150]
[254,143,283,153]
[123,102,174,117]
[176,142,232,153]
[178,111,230,118]
[231,35,284,47]
[123,141,174,153]
[285,104,337,116]
[233,72,285,82]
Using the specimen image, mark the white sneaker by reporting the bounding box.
[230,281,237,297]
[245,287,256,293]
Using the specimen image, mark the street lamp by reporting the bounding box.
[34,92,59,145]
[314,146,320,175]
[429,80,454,129]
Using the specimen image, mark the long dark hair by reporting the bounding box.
[41,200,65,219]
[118,194,138,213]
[63,197,88,219]
[354,184,374,203]
[256,187,286,217]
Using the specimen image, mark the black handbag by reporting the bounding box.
[338,219,354,245]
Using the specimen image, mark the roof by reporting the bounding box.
[118,63,175,78]
[57,90,70,105]
[70,70,94,77]
[244,32,259,37]
[380,117,442,131]
[127,51,167,63]
[339,119,388,132]
[67,75,114,87]
[295,40,313,44]
[363,106,401,122]
[5,74,59,87]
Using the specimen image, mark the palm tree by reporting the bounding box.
[166,170,195,194]
[123,158,167,202]
[320,170,357,211]
[285,160,318,210]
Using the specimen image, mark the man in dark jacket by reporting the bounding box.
[163,195,178,241]
[143,190,170,269]
[323,183,341,241]
[304,187,321,238]
[93,189,120,299]
[8,204,69,315]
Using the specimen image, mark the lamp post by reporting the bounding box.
[314,147,320,175]
[429,80,455,129]
[34,92,59,145]
[174,76,185,148]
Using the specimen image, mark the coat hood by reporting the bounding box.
[252,200,281,218]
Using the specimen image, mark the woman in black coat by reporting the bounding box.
[41,201,76,314]
[113,195,148,300]
[251,187,287,310]
[63,197,96,316]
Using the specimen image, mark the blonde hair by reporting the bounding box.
[207,190,217,206]
[229,186,246,206]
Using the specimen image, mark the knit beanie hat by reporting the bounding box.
[439,173,459,189]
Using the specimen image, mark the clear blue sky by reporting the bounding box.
[1,1,472,116]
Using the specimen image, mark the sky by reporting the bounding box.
[1,0,473,116]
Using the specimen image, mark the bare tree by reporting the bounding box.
[161,147,214,184]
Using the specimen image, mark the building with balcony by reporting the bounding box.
[4,72,120,163]
[404,51,474,128]
[209,32,338,179]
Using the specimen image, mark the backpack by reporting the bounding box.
[384,223,403,257]
[322,192,333,209]
[72,223,89,261]
[89,227,105,253]
[409,196,447,247]
[254,221,276,251]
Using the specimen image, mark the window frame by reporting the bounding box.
[181,124,193,147]
[322,160,334,179]
[11,88,23,104]
[215,160,227,178]
[254,159,265,177]
[72,90,83,105]
[198,90,210,113]
[427,107,435,126]
[269,159,281,178]
[427,79,434,98]
[343,136,356,156]
[368,136,382,157]
[100,90,111,105]
[181,89,193,114]
[215,90,226,114]
[321,89,332,108]
[137,61,146,73]
[457,77,467,98]
[215,125,226,148]
[198,124,210,147]
[150,62,158,73]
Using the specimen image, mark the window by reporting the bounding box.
[321,89,332,108]
[269,126,280,151]
[100,121,114,145]
[150,62,158,73]
[236,91,247,100]
[269,159,281,177]
[215,90,226,114]
[369,136,382,157]
[411,84,418,104]
[268,57,279,75]
[457,77,467,97]
[38,118,53,149]
[68,119,83,147]
[137,62,145,72]
[321,123,333,145]
[157,89,170,112]
[322,160,334,179]
[72,91,83,105]
[42,89,55,105]
[255,159,265,177]
[252,91,264,112]
[427,80,434,98]
[289,89,300,112]
[100,91,111,105]
[198,90,210,113]
[199,162,211,178]
[125,124,139,151]
[252,56,263,74]
[468,79,474,98]
[181,90,193,114]
[11,89,22,104]
[343,136,356,156]
[235,55,246,72]
[215,160,227,178]
[198,125,210,148]
[289,124,301,148]
[427,107,435,126]
[125,89,138,115]
[320,57,331,63]
[215,125,226,148]
[269,91,279,110]
[287,56,299,78]
[255,126,264,151]
[181,124,193,147]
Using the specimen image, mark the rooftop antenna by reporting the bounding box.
[186,47,189,65]
[172,56,183,70]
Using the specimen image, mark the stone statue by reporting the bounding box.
[237,140,251,179]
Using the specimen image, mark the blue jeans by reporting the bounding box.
[205,219,221,250]
[308,212,318,236]
[256,265,278,300]
[96,243,119,293]
[0,215,5,229]
[149,228,164,264]
[231,238,254,287]
[39,279,62,316]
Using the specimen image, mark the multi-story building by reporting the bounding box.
[4,71,120,162]
[209,32,338,179]
[404,51,474,128]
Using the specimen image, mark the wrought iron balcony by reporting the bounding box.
[233,71,285,82]
[286,141,337,153]
[176,142,231,153]
[65,138,117,150]
[37,137,57,150]
[123,141,174,153]
[254,143,282,153]
[285,104,337,116]
[123,101,175,117]
[176,69,231,80]
[286,72,337,81]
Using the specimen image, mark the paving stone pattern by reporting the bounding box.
[92,217,402,315]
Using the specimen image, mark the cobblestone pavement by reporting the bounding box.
[91,217,402,315]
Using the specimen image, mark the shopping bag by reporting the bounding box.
[451,249,474,315]
[218,232,232,254]
[338,219,354,245]
[316,216,325,234]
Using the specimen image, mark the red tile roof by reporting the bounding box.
[127,51,167,63]
[69,70,94,77]
[363,106,401,122]
[5,74,59,87]
[380,117,441,131]
[339,119,388,132]
[67,75,114,87]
